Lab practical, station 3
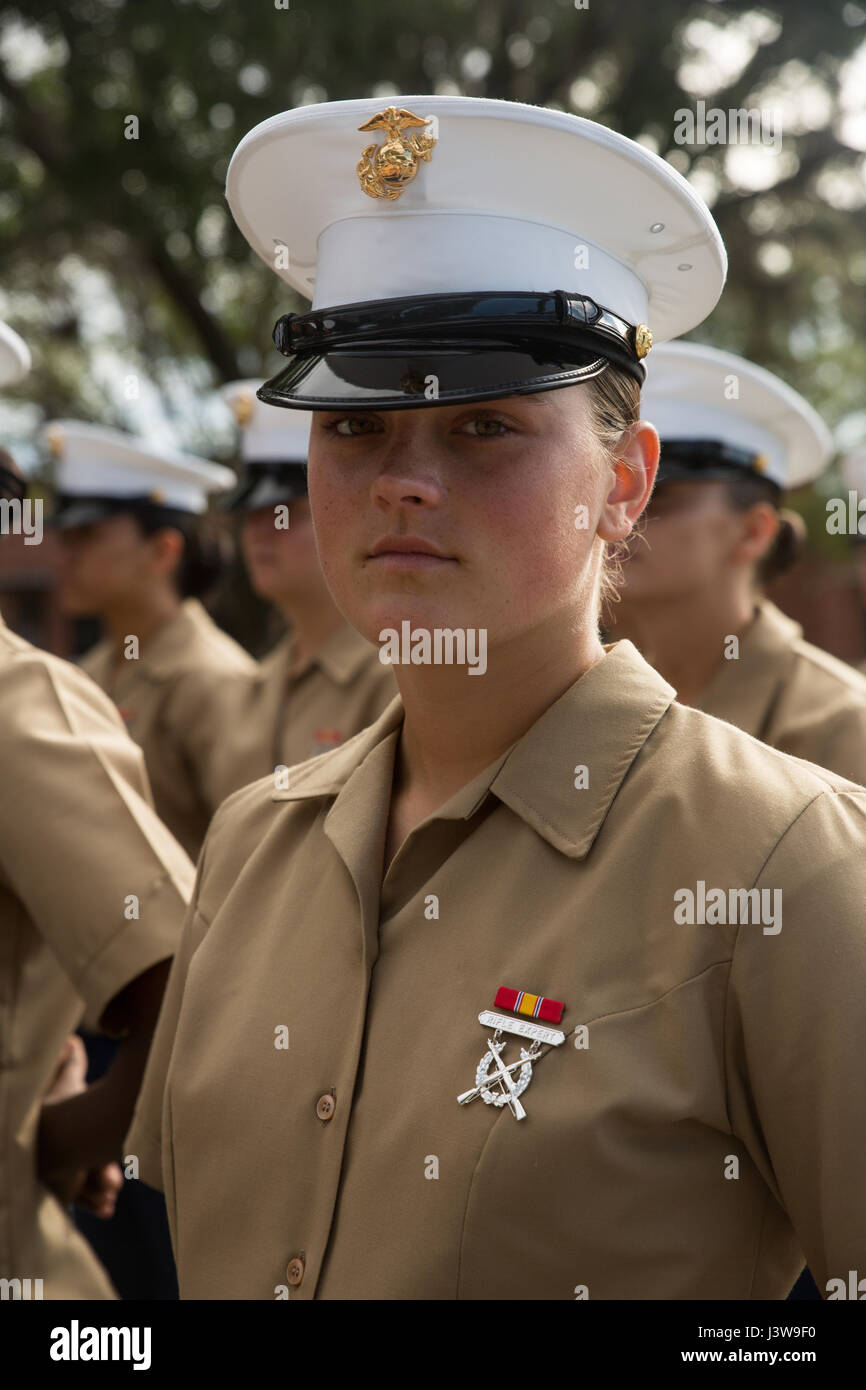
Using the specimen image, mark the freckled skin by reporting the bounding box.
[306,387,657,648]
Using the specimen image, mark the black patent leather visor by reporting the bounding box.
[220,462,308,513]
[259,291,648,410]
[49,494,193,529]
[657,438,779,489]
[259,342,613,411]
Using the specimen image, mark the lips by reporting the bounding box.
[369,535,451,559]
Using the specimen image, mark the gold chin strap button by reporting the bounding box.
[356,106,437,201]
[232,392,254,426]
[635,324,653,359]
[149,488,166,503]
[45,428,64,460]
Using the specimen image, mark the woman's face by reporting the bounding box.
[56,514,181,615]
[307,386,656,651]
[240,497,326,605]
[616,480,768,604]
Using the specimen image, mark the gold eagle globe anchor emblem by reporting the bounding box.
[356,106,437,201]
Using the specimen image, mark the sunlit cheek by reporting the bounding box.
[310,504,349,589]
[482,486,589,626]
[307,465,351,567]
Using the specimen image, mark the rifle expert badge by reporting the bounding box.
[457,988,566,1122]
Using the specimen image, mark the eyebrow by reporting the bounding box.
[312,395,557,420]
[496,392,554,409]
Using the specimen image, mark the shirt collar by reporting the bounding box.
[137,599,212,678]
[274,622,380,686]
[272,640,676,861]
[693,599,801,733]
[745,598,803,649]
[309,623,381,684]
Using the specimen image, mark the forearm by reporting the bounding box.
[37,958,172,1178]
[36,1031,154,1176]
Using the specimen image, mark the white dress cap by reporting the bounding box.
[0,320,31,387]
[641,342,833,490]
[41,420,236,515]
[225,96,727,410]
[841,447,866,497]
[220,380,312,463]
[227,96,725,338]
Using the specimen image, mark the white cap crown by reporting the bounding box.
[641,342,832,489]
[41,420,236,514]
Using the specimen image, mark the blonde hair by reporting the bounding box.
[584,365,642,609]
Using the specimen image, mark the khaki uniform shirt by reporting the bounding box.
[183,625,397,812]
[127,640,866,1300]
[81,599,255,858]
[0,613,194,1299]
[695,599,866,785]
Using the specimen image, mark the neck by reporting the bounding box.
[609,584,757,706]
[392,607,606,806]
[102,592,182,659]
[276,590,347,671]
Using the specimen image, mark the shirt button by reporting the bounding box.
[286,1257,305,1286]
[316,1093,336,1121]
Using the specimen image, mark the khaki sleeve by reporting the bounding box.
[0,651,195,1031]
[804,707,866,789]
[724,787,866,1294]
[124,834,214,1190]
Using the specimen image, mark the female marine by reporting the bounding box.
[609,342,866,783]
[47,421,255,857]
[127,97,866,1301]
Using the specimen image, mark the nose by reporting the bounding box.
[370,428,446,512]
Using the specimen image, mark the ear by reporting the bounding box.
[731,502,779,566]
[596,420,659,543]
[147,526,185,579]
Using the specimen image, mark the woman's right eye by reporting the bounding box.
[327,417,379,436]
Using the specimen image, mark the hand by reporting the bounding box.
[40,1036,124,1218]
[64,1160,124,1219]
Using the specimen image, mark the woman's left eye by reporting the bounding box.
[460,417,514,437]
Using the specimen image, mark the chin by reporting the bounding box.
[364,600,477,643]
[249,572,281,601]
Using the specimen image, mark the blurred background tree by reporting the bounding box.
[1,0,865,449]
[1,0,865,650]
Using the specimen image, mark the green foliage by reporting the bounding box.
[0,0,864,457]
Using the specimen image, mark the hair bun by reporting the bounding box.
[761,507,807,583]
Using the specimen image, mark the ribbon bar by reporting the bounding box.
[495,986,564,1025]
